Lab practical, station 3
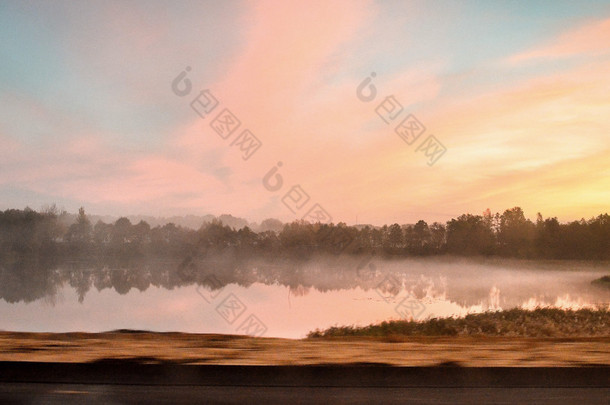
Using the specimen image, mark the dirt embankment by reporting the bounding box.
[0,331,609,367]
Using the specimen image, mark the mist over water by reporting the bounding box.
[1,256,608,338]
[366,257,609,309]
[273,256,610,315]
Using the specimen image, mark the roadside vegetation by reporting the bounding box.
[308,308,610,338]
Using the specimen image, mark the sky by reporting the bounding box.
[1,0,609,226]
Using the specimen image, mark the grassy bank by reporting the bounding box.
[308,308,610,338]
[592,275,610,289]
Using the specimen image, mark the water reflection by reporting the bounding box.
[0,256,608,338]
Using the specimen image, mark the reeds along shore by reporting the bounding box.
[308,308,610,338]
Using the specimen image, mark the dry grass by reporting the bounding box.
[308,308,610,338]
[0,331,608,367]
[592,275,610,289]
[1,309,608,367]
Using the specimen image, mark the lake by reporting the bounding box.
[1,257,608,338]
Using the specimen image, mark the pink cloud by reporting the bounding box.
[163,0,449,223]
[100,0,443,222]
[212,0,374,138]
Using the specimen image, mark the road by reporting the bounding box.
[0,362,608,404]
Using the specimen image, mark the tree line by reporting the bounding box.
[0,205,608,303]
[1,206,608,267]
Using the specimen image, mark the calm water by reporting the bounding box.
[1,258,608,338]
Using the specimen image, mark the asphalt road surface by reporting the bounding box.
[0,362,608,404]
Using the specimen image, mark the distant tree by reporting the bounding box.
[258,230,280,255]
[384,223,404,254]
[149,222,192,258]
[409,220,430,255]
[258,218,284,233]
[429,222,446,253]
[198,219,237,253]
[93,220,112,246]
[370,227,383,252]
[558,219,592,259]
[353,225,374,254]
[33,206,64,267]
[497,207,535,257]
[535,214,561,258]
[446,214,495,255]
[313,222,356,255]
[588,214,610,259]
[235,226,259,256]
[66,207,92,245]
[279,221,315,259]
[106,217,134,265]
[131,220,151,256]
[112,217,133,244]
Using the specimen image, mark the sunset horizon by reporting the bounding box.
[1,0,608,225]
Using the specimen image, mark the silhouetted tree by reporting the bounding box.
[498,207,535,257]
[408,220,430,255]
[66,207,93,258]
[279,221,315,259]
[535,214,561,258]
[429,222,446,253]
[446,214,495,255]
